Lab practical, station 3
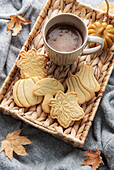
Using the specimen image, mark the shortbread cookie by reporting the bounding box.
[17,49,47,78]
[13,80,23,107]
[66,73,95,104]
[33,78,64,113]
[49,91,85,128]
[13,77,43,107]
[76,64,100,92]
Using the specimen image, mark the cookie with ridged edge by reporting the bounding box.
[17,48,48,78]
[49,91,85,128]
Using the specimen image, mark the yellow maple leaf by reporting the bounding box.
[99,1,114,14]
[7,13,31,36]
[0,129,32,161]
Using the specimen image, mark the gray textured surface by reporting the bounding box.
[0,0,114,170]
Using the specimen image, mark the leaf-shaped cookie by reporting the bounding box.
[17,49,48,78]
[49,91,85,128]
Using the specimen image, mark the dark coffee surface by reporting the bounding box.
[46,24,83,52]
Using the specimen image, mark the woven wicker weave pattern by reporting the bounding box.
[0,0,114,147]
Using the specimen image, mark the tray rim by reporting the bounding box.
[0,0,114,147]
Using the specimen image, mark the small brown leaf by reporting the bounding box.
[99,1,114,14]
[0,129,32,161]
[81,148,104,170]
[7,14,31,36]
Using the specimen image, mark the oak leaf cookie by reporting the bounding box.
[33,78,64,113]
[13,77,43,107]
[49,91,85,128]
[17,49,47,78]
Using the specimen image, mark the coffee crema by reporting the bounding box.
[46,23,83,52]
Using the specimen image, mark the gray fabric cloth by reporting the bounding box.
[0,0,114,169]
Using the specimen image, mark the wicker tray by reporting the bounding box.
[0,0,114,147]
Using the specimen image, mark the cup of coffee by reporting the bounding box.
[43,13,104,66]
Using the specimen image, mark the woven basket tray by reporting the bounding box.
[0,0,114,147]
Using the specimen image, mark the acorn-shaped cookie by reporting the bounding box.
[88,22,114,50]
[13,77,43,107]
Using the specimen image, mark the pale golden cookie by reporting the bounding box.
[17,79,30,107]
[76,64,100,92]
[33,78,64,113]
[17,48,47,78]
[13,80,23,107]
[13,77,43,107]
[49,91,85,128]
[66,74,95,104]
[67,76,85,104]
[24,78,43,106]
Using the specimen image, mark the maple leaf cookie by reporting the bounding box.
[49,91,85,128]
[17,49,47,78]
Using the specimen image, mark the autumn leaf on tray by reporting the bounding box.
[7,13,31,36]
[99,0,114,14]
[81,148,104,170]
[0,129,32,161]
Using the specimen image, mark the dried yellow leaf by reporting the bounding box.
[0,129,32,161]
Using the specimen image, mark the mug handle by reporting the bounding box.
[82,36,104,55]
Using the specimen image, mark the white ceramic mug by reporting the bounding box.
[43,13,104,66]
